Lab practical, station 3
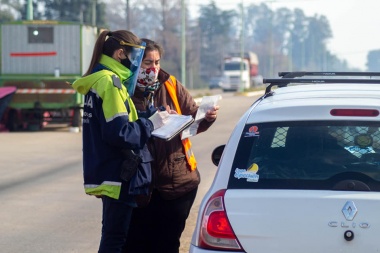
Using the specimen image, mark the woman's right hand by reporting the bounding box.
[159,105,177,114]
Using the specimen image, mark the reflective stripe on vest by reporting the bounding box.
[164,76,197,171]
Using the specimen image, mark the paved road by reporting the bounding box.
[0,89,262,253]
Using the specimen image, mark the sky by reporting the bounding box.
[189,0,380,70]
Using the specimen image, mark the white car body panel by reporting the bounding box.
[250,84,380,123]
[191,79,380,253]
[223,190,380,253]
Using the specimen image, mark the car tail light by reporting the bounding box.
[330,109,379,117]
[198,189,243,251]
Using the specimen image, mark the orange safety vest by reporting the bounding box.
[164,75,197,171]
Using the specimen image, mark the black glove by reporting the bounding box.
[145,105,157,118]
[137,105,157,119]
[120,149,142,182]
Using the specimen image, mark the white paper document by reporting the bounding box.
[181,95,222,139]
[151,111,194,141]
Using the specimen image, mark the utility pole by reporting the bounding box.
[181,0,186,87]
[26,0,33,20]
[269,0,274,77]
[239,1,245,92]
[126,0,130,30]
[92,0,96,26]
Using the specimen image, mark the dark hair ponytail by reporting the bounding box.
[84,30,140,76]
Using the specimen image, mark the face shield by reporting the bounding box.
[120,41,146,96]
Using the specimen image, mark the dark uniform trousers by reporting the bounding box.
[124,187,198,253]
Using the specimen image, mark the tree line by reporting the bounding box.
[1,0,378,88]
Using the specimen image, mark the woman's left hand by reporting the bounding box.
[166,105,178,114]
[158,105,177,114]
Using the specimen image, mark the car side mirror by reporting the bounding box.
[211,145,225,166]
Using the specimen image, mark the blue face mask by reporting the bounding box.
[121,41,146,96]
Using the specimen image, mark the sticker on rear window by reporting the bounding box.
[244,125,260,137]
[234,163,259,182]
[344,145,375,158]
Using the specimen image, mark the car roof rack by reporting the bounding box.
[263,71,380,94]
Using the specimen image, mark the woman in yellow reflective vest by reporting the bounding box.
[124,39,219,253]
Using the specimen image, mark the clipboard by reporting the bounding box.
[151,114,194,141]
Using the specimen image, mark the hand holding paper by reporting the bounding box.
[150,111,194,141]
[181,95,221,139]
[148,110,169,130]
[205,105,220,122]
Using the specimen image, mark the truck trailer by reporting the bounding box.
[221,52,259,92]
[0,20,98,131]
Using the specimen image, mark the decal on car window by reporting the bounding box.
[344,145,375,158]
[234,163,259,182]
[244,125,260,137]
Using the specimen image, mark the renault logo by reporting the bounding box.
[342,201,357,221]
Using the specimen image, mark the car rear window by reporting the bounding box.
[228,121,380,191]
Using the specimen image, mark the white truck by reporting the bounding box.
[221,52,259,92]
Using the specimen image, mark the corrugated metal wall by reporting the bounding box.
[81,25,98,76]
[1,24,83,75]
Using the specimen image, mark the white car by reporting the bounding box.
[190,72,380,253]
